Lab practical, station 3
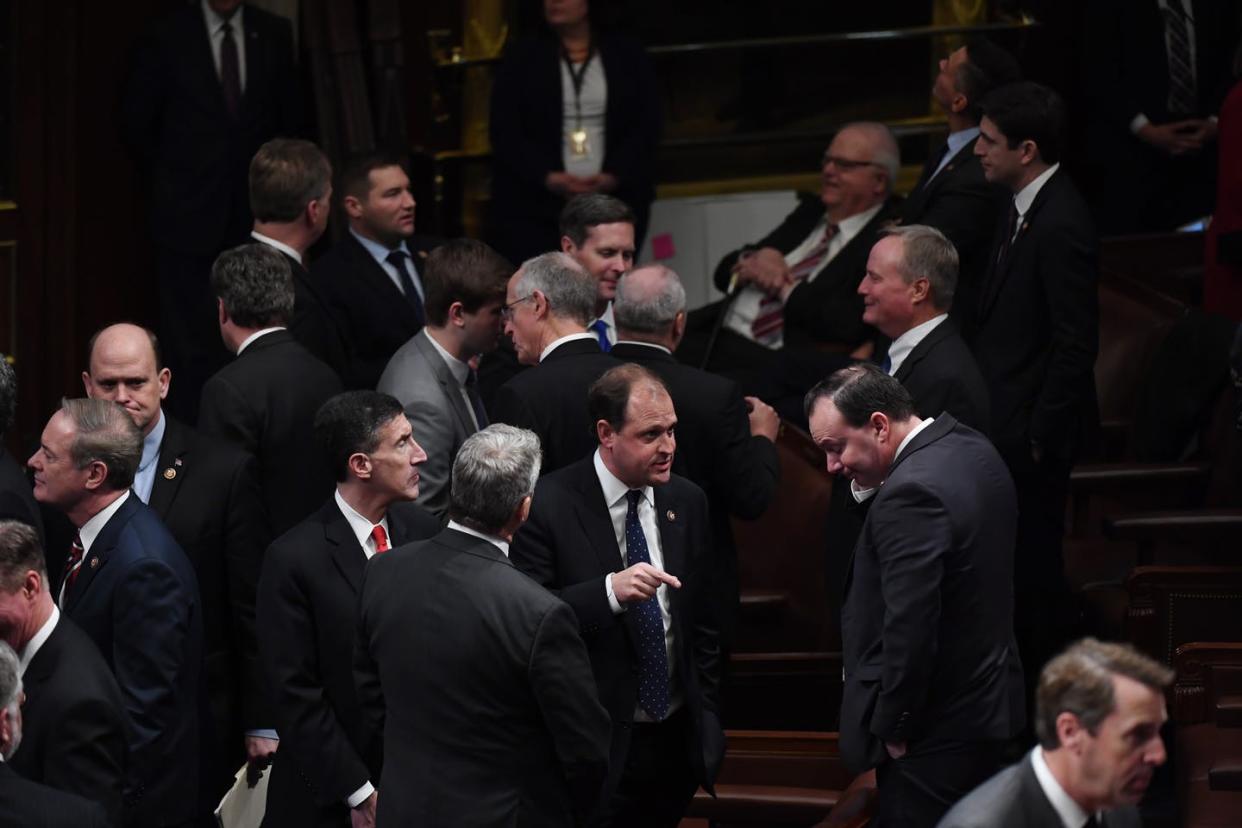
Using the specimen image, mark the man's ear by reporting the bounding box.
[595,419,615,447]
[910,277,931,305]
[560,235,576,254]
[83,460,110,493]
[870,411,891,440]
[342,193,366,221]
[1056,711,1086,754]
[81,371,93,397]
[347,452,372,481]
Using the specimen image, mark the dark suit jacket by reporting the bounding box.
[149,416,270,735]
[0,763,109,828]
[312,231,442,390]
[510,459,725,796]
[609,342,779,643]
[971,169,1099,466]
[891,319,991,433]
[899,138,1006,338]
[121,0,303,256]
[936,752,1141,828]
[840,416,1024,773]
[9,615,127,825]
[713,195,898,349]
[355,528,611,826]
[257,497,439,828]
[489,30,661,261]
[61,493,204,827]
[0,448,43,545]
[198,329,343,538]
[491,338,619,475]
[262,246,351,383]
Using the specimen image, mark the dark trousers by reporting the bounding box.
[596,707,698,828]
[874,739,1009,828]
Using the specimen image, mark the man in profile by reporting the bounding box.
[940,638,1171,828]
[355,424,611,825]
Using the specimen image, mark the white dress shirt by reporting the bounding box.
[539,332,598,363]
[446,519,510,557]
[60,492,131,606]
[1010,163,1061,240]
[201,0,246,92]
[426,331,480,430]
[561,55,608,177]
[589,302,616,349]
[334,490,391,560]
[132,411,168,504]
[593,450,681,721]
[350,228,424,304]
[725,202,885,348]
[850,417,935,504]
[18,605,59,678]
[1031,747,1100,828]
[885,314,949,377]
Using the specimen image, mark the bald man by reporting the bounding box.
[82,323,273,799]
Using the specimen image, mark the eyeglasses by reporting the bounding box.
[500,294,534,322]
[822,154,882,171]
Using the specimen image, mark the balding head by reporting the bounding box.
[821,122,899,222]
[613,265,688,349]
[83,323,169,435]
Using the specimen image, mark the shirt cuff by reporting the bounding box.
[605,574,624,614]
[1130,113,1150,134]
[347,781,375,808]
[246,729,279,740]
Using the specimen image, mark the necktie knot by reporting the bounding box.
[385,250,407,268]
[589,319,612,352]
[370,524,389,553]
[626,489,643,511]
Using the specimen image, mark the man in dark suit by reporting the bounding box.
[312,154,443,390]
[248,139,348,379]
[0,521,125,823]
[28,398,205,828]
[199,243,343,539]
[940,639,1170,828]
[0,359,43,544]
[611,264,780,648]
[973,82,1100,702]
[377,240,511,518]
[355,424,611,825]
[0,640,110,827]
[511,364,725,827]
[1085,0,1240,233]
[257,391,439,828]
[492,252,618,474]
[82,323,273,792]
[899,38,1020,337]
[681,122,900,383]
[121,0,303,421]
[806,366,1024,826]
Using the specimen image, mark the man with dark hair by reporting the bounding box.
[257,390,439,828]
[28,398,206,827]
[355,424,611,825]
[312,153,444,389]
[0,358,43,543]
[511,363,724,827]
[248,138,348,378]
[0,520,126,823]
[121,0,303,422]
[200,243,343,538]
[560,193,637,351]
[0,639,110,827]
[900,38,1021,336]
[378,239,512,517]
[973,81,1099,701]
[611,264,780,648]
[806,364,1024,827]
[940,638,1171,827]
[83,322,272,793]
[492,252,619,474]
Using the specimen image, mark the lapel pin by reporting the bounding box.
[164,468,177,480]
[666,510,676,522]
[89,557,99,569]
[175,458,183,466]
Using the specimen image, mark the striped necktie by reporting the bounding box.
[751,223,838,346]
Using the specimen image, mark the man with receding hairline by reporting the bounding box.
[83,321,272,792]
[511,363,724,826]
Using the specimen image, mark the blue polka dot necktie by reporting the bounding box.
[625,489,670,720]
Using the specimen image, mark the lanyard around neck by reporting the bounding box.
[562,43,596,125]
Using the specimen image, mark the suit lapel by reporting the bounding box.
[184,5,229,118]
[892,319,952,384]
[324,502,366,594]
[147,416,188,517]
[652,486,686,580]
[64,495,137,613]
[979,170,1060,320]
[414,332,476,435]
[570,461,626,574]
[346,234,420,328]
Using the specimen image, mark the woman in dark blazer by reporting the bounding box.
[489,0,661,265]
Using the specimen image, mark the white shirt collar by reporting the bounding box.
[79,491,131,556]
[446,519,510,558]
[614,340,672,356]
[1013,163,1061,219]
[334,489,391,560]
[425,330,471,386]
[593,449,653,511]
[886,314,949,376]
[834,202,885,241]
[18,605,59,678]
[250,230,303,265]
[349,227,411,266]
[591,303,616,340]
[1031,747,1097,828]
[849,417,935,504]
[202,0,244,35]
[237,327,286,355]
[539,332,597,363]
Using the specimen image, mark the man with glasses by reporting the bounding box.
[683,123,900,393]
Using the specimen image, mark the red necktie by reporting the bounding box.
[370,525,390,554]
